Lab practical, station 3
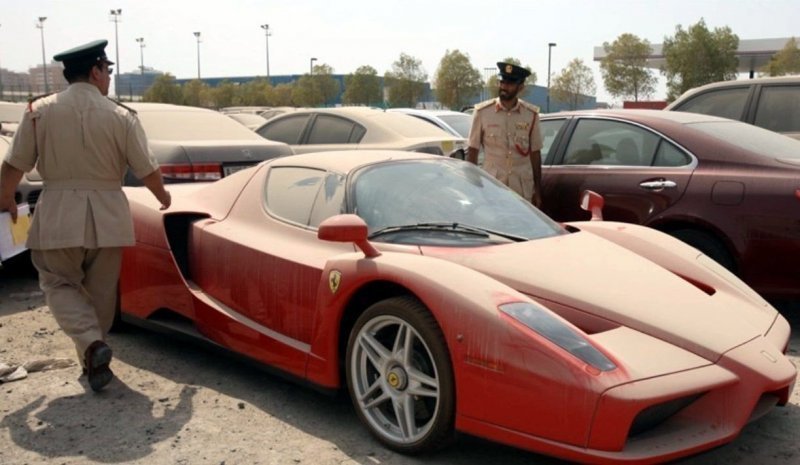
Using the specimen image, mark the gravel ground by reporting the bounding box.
[1,256,798,465]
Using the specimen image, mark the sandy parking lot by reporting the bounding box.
[1,258,798,465]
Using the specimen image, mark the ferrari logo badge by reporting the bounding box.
[505,64,513,73]
[329,270,342,294]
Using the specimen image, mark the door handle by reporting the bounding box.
[639,180,677,191]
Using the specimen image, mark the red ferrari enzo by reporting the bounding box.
[120,151,796,464]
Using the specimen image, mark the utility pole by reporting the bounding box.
[547,42,557,113]
[109,9,122,97]
[260,24,271,82]
[193,32,202,79]
[36,17,48,94]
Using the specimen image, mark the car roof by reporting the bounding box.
[268,149,440,172]
[261,107,461,141]
[388,108,469,117]
[542,109,733,124]
[666,76,800,108]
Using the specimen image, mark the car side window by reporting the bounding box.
[307,115,360,144]
[753,85,800,133]
[309,172,346,227]
[257,115,310,144]
[562,119,659,166]
[653,140,691,167]
[673,87,750,120]
[264,167,324,226]
[540,119,566,164]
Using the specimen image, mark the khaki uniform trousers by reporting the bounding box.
[31,247,122,368]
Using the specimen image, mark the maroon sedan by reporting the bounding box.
[538,110,800,299]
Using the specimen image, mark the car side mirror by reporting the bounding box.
[580,190,604,221]
[318,214,381,258]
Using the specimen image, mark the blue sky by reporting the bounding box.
[3,0,799,104]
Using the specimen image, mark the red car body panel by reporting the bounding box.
[119,151,796,464]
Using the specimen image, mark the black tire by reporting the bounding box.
[669,229,736,272]
[346,296,455,454]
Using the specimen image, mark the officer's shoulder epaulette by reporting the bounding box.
[519,100,540,113]
[107,98,138,116]
[27,93,53,108]
[474,99,495,111]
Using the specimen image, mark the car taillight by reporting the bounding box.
[160,163,222,182]
[795,188,800,202]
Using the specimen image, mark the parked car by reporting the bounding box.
[15,103,293,208]
[254,107,467,157]
[120,150,794,463]
[387,108,472,138]
[538,109,800,299]
[0,102,26,136]
[665,76,800,140]
[225,112,268,130]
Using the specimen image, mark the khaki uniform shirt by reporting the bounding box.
[468,98,543,199]
[4,83,159,250]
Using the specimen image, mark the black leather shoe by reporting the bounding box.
[84,341,113,392]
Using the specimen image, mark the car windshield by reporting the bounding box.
[137,110,265,141]
[438,114,472,138]
[687,120,800,159]
[351,159,564,245]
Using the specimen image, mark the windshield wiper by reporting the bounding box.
[369,222,527,242]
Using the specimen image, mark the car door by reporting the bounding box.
[749,83,800,140]
[292,114,366,154]
[541,117,695,225]
[191,165,353,375]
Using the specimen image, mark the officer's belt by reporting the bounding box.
[43,179,122,190]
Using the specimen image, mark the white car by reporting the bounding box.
[255,107,467,157]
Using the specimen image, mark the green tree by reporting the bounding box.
[313,63,341,106]
[239,78,273,106]
[433,50,482,110]
[550,58,597,110]
[662,18,739,100]
[485,57,537,101]
[600,33,657,102]
[210,80,241,108]
[292,75,323,107]
[272,83,295,106]
[342,65,382,106]
[761,37,800,76]
[385,53,428,108]
[182,79,212,107]
[143,73,182,104]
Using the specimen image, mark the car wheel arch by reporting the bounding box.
[655,221,738,273]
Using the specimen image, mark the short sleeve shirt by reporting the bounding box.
[4,83,159,249]
[468,98,542,199]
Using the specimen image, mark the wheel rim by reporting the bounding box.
[350,314,441,445]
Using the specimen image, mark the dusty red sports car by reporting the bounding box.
[538,110,800,299]
[120,151,795,464]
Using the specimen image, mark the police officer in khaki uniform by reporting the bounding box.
[0,39,171,392]
[467,62,543,207]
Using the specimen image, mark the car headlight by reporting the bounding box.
[499,302,616,372]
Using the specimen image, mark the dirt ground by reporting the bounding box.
[1,256,798,465]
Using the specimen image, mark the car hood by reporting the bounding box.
[420,231,773,362]
[149,139,293,164]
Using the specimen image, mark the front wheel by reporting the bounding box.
[346,296,455,454]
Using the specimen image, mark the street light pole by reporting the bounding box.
[260,24,271,81]
[310,57,317,75]
[109,9,122,97]
[36,17,48,94]
[193,32,202,79]
[547,42,556,113]
[135,37,145,76]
